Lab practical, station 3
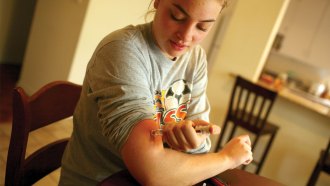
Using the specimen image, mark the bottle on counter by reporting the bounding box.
[274,73,288,90]
[309,82,326,97]
[320,81,329,100]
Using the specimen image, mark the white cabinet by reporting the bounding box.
[277,0,330,69]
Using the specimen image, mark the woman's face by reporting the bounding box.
[152,0,223,59]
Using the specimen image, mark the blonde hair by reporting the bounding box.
[144,1,156,22]
[144,0,229,22]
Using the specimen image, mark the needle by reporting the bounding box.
[150,124,220,136]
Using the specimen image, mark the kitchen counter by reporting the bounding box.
[258,81,330,117]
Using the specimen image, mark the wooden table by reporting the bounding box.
[216,169,284,186]
[98,169,284,186]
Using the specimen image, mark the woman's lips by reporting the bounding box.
[170,40,186,51]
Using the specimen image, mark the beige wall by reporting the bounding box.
[68,1,149,84]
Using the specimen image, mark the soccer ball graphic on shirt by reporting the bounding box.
[163,79,192,123]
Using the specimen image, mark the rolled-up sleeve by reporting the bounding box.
[86,41,154,152]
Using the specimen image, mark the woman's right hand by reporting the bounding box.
[219,135,253,169]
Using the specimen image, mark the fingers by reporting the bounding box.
[221,134,253,168]
[163,123,182,150]
[163,121,195,151]
[209,125,221,135]
[243,157,253,165]
[163,120,208,151]
[241,135,253,166]
[193,119,221,135]
[243,150,253,165]
[237,134,250,142]
[237,134,253,162]
[181,121,200,149]
[192,119,210,126]
[243,134,252,146]
[173,124,193,150]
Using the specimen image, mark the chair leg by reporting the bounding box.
[215,119,230,151]
[242,134,261,171]
[255,131,278,174]
[217,123,238,151]
[228,124,238,141]
[251,134,261,152]
[307,160,322,186]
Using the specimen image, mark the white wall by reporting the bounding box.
[68,1,149,84]
[18,0,89,94]
[207,0,289,124]
[207,0,289,129]
[17,0,150,94]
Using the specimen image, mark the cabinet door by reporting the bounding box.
[308,3,330,69]
[278,0,329,67]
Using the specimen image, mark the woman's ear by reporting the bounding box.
[154,0,160,9]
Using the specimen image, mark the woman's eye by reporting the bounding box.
[171,13,185,21]
[198,27,207,32]
[197,25,208,32]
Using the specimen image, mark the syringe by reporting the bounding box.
[150,124,220,136]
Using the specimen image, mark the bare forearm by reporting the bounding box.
[121,120,234,186]
[141,148,231,185]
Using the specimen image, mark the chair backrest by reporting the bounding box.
[228,76,277,133]
[5,81,82,186]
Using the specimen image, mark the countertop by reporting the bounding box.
[258,81,330,118]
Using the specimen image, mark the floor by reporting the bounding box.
[0,64,72,185]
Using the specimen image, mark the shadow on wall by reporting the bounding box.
[0,0,36,65]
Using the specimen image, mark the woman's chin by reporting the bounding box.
[166,50,186,59]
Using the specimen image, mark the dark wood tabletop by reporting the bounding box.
[98,168,284,186]
[216,168,284,186]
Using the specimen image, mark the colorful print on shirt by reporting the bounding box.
[153,79,192,126]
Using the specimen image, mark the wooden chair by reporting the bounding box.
[215,75,279,174]
[307,138,330,186]
[5,81,82,185]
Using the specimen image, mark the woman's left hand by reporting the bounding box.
[162,120,213,151]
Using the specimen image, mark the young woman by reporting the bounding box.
[60,0,253,185]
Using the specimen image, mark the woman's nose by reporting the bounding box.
[177,24,194,42]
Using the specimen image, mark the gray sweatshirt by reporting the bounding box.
[60,22,211,185]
